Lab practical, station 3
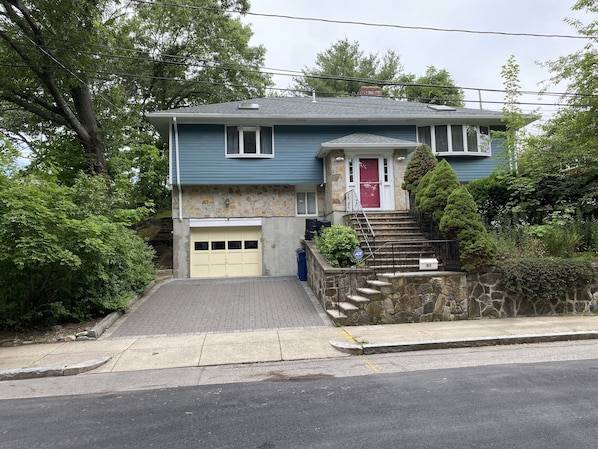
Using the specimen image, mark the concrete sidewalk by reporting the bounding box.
[2,315,598,381]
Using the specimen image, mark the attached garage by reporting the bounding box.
[190,219,262,278]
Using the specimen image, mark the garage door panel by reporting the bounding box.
[191,226,262,278]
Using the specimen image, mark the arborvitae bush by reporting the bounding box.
[402,144,438,191]
[414,169,434,209]
[416,160,460,224]
[440,186,497,271]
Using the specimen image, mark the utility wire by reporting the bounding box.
[130,0,590,40]
[1,35,594,102]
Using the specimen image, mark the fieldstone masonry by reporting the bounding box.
[468,267,598,318]
[305,242,598,325]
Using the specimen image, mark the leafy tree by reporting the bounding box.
[402,144,437,191]
[493,55,530,172]
[291,38,404,97]
[440,186,497,271]
[292,39,464,106]
[415,160,460,224]
[0,173,155,330]
[401,66,465,107]
[0,0,270,201]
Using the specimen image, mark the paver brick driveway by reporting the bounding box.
[107,276,332,337]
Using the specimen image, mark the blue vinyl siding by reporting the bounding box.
[173,124,416,185]
[439,126,506,181]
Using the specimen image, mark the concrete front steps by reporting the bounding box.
[346,211,441,272]
[328,211,450,326]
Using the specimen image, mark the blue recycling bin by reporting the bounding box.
[296,248,307,281]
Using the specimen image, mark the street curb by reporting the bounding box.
[88,312,122,339]
[0,356,111,381]
[330,331,598,356]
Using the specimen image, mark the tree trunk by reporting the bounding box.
[71,85,108,175]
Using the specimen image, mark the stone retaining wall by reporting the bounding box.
[468,265,598,318]
[305,241,598,323]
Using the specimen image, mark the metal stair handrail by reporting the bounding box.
[344,189,375,258]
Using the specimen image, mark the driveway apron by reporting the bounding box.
[107,276,332,337]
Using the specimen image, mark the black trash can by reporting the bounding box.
[296,248,307,281]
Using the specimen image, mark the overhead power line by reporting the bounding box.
[131,0,589,40]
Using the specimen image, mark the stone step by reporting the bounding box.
[338,302,359,313]
[367,279,392,288]
[357,287,382,297]
[326,309,347,325]
[346,294,371,306]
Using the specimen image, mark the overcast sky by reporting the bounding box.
[241,0,589,124]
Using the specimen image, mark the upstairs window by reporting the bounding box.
[417,125,491,155]
[226,126,273,157]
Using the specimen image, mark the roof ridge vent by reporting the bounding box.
[238,102,260,110]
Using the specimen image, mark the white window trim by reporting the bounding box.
[295,190,318,216]
[225,125,274,158]
[417,124,491,156]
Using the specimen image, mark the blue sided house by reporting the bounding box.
[147,88,510,279]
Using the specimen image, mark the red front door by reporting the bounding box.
[359,158,380,208]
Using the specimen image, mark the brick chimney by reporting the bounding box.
[358,86,382,97]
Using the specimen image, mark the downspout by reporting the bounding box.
[173,117,183,222]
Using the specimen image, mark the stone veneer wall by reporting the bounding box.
[304,240,376,309]
[178,185,297,218]
[306,241,598,323]
[468,265,598,318]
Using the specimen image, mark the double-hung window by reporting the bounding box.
[226,126,274,157]
[296,191,317,216]
[417,125,491,155]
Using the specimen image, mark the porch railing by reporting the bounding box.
[383,240,461,273]
[344,189,375,258]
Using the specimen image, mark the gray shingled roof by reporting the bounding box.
[322,132,416,146]
[146,96,514,136]
[317,133,417,157]
[150,96,504,118]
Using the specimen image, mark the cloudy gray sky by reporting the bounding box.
[242,0,589,124]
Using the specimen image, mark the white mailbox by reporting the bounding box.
[419,258,438,270]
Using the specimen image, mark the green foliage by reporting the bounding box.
[291,38,404,97]
[402,144,437,191]
[494,55,530,172]
[415,160,460,224]
[0,0,269,204]
[0,175,155,330]
[291,39,464,105]
[466,174,511,225]
[497,259,596,304]
[401,66,465,107]
[314,225,360,268]
[440,186,497,271]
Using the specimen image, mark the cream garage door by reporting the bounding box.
[190,226,262,278]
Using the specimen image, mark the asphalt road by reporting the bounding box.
[2,357,598,449]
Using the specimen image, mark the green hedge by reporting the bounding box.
[497,259,596,304]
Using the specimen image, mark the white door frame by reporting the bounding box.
[345,150,395,211]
